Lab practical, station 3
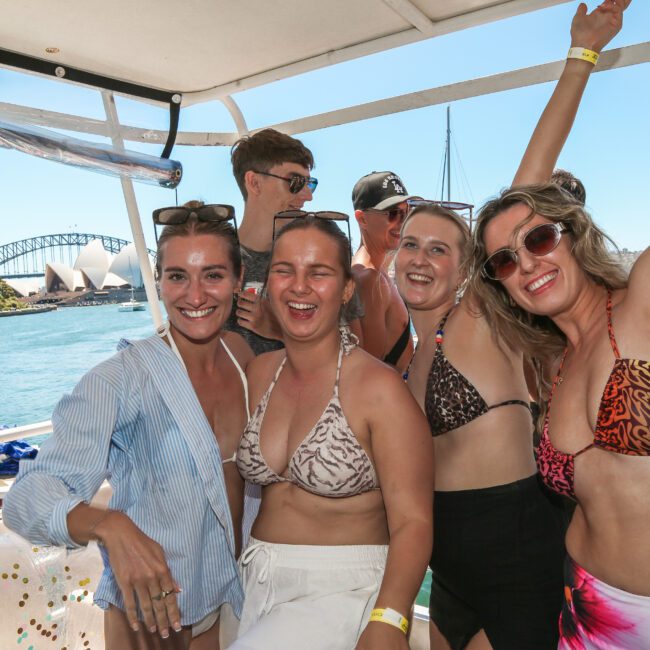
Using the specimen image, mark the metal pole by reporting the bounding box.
[445,106,451,201]
[100,91,163,328]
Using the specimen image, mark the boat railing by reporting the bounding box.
[0,419,53,443]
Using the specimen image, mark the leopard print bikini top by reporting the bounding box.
[237,328,379,498]
[424,308,531,437]
[537,292,650,501]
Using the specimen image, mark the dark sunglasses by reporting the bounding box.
[273,210,352,259]
[152,204,237,244]
[364,204,410,224]
[482,222,570,281]
[254,170,318,194]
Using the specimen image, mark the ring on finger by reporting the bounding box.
[152,589,174,601]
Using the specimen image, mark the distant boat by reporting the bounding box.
[118,287,145,312]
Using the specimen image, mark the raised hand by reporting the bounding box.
[571,0,630,52]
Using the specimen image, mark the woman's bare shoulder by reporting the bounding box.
[624,248,650,319]
[345,346,414,403]
[221,331,254,369]
[245,349,285,390]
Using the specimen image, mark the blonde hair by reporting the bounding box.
[469,183,627,367]
[401,204,471,262]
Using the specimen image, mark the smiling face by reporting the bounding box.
[356,201,409,252]
[159,233,241,344]
[482,202,580,317]
[395,212,465,312]
[267,227,355,343]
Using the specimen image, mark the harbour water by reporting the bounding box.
[0,304,154,427]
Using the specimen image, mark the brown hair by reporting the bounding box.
[550,168,586,205]
[155,200,241,278]
[469,183,627,365]
[231,128,314,200]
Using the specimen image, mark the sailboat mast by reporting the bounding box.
[440,106,452,202]
[446,106,451,202]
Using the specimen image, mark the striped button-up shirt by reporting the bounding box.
[4,335,245,624]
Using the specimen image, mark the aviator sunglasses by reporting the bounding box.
[482,222,570,281]
[152,204,237,244]
[273,210,352,259]
[254,170,318,194]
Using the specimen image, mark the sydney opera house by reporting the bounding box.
[5,240,153,297]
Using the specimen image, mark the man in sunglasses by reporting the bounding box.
[351,171,416,371]
[228,128,316,354]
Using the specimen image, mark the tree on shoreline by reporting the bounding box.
[0,279,23,311]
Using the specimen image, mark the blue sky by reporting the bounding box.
[1,1,648,257]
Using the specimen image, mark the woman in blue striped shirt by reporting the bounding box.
[5,202,254,649]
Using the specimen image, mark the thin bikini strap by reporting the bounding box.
[605,290,621,359]
[435,307,455,348]
[269,356,288,389]
[220,338,251,420]
[156,321,187,371]
[334,342,345,396]
[487,399,532,412]
[546,347,569,418]
[402,351,416,381]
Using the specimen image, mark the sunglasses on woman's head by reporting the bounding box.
[407,199,474,225]
[254,170,318,194]
[273,210,352,259]
[407,199,474,212]
[152,204,237,244]
[482,222,570,282]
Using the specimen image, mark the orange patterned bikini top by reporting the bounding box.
[537,292,650,501]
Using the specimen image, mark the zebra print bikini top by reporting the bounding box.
[237,328,379,498]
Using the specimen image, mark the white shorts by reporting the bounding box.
[224,537,388,650]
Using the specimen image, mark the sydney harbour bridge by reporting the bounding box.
[0,234,155,279]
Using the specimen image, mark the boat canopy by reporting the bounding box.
[2,0,648,146]
[1,1,580,102]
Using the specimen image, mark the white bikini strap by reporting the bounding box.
[156,321,187,371]
[157,321,251,420]
[220,338,251,420]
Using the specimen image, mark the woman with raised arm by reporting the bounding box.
[229,213,433,650]
[393,3,628,648]
[472,183,649,649]
[4,202,253,650]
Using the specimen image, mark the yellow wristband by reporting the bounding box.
[567,47,599,66]
[369,608,409,635]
